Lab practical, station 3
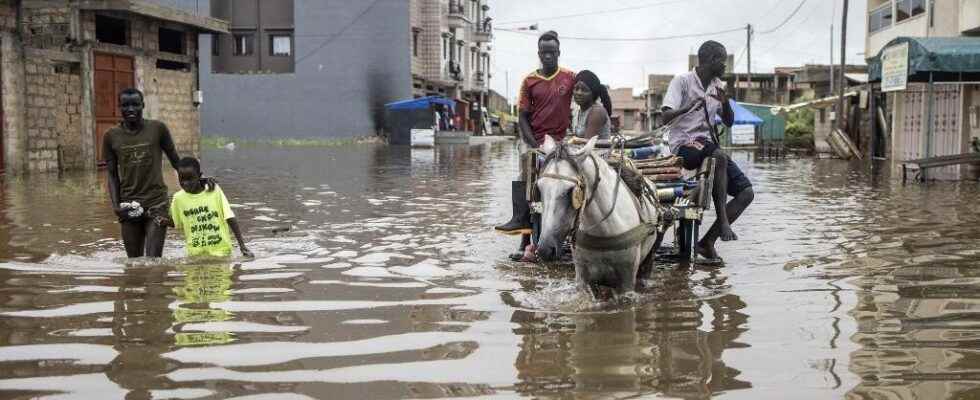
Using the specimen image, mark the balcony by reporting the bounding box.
[963,0,980,34]
[448,1,469,28]
[472,72,486,88]
[472,27,492,42]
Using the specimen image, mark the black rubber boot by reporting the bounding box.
[495,181,532,235]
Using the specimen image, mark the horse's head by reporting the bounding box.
[535,135,598,262]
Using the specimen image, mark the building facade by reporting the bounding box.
[866,0,980,180]
[189,0,411,140]
[0,0,226,174]
[410,0,493,133]
[609,88,647,134]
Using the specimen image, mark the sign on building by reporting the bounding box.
[731,124,756,145]
[881,42,909,92]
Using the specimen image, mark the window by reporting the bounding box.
[95,15,128,45]
[869,4,893,33]
[412,30,420,57]
[156,59,189,71]
[270,34,292,56]
[158,27,186,54]
[211,34,220,56]
[442,36,448,60]
[233,33,254,56]
[896,0,925,22]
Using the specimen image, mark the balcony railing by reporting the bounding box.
[448,1,465,17]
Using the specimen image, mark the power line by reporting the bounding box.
[295,0,383,65]
[496,26,745,42]
[756,0,810,34]
[496,0,691,25]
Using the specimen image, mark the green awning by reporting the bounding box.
[868,37,980,81]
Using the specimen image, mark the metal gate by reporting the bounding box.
[94,53,134,165]
[899,83,963,180]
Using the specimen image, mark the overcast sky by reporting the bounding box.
[488,0,869,102]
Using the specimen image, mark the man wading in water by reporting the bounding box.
[660,41,754,264]
[103,88,210,258]
[494,31,575,262]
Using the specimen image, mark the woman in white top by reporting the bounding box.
[572,70,613,140]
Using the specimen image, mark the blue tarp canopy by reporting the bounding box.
[869,37,980,81]
[727,100,764,126]
[385,96,455,111]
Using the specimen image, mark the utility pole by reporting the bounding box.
[505,69,511,112]
[829,23,834,95]
[746,24,752,90]
[837,0,848,131]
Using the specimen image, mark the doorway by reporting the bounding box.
[93,53,134,165]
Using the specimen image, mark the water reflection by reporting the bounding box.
[512,268,751,399]
[1,141,979,399]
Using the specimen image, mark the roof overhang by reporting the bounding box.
[76,0,229,33]
[771,91,862,114]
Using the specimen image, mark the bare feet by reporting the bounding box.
[696,241,721,261]
[719,224,738,241]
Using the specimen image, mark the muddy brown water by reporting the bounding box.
[1,142,979,400]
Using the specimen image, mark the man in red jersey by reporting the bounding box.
[495,31,575,262]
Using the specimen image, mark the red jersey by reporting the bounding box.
[518,67,575,145]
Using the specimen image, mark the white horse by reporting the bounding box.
[535,136,663,299]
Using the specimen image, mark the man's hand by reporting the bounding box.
[203,177,218,192]
[709,87,728,104]
[113,206,132,221]
[241,247,254,259]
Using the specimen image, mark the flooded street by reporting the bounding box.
[2,140,980,399]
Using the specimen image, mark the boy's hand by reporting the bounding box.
[154,215,173,227]
[241,247,255,259]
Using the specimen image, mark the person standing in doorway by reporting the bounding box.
[103,88,204,258]
[494,31,575,262]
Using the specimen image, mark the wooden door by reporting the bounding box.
[94,53,134,165]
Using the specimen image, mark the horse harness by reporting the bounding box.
[537,143,660,252]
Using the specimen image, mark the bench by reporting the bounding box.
[901,152,980,182]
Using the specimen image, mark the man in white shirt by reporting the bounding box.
[660,41,754,263]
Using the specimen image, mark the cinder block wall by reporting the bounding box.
[0,4,204,173]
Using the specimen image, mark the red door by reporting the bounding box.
[94,53,134,165]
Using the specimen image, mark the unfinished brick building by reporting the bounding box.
[0,1,228,174]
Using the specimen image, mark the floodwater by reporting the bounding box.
[1,141,979,400]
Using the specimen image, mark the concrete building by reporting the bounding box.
[865,0,980,180]
[410,0,493,133]
[609,88,647,134]
[186,0,492,140]
[793,64,869,99]
[0,0,226,174]
[189,0,412,140]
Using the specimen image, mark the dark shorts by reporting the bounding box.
[676,141,753,197]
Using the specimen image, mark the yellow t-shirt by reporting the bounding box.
[169,185,236,257]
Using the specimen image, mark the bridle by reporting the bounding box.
[537,143,602,215]
[535,141,660,251]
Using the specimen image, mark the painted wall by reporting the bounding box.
[196,0,412,139]
[866,0,962,58]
